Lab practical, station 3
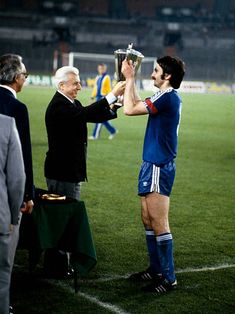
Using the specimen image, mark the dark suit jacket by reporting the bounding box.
[0,86,34,201]
[44,91,117,183]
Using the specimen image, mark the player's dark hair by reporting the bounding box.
[157,56,185,89]
[0,54,23,84]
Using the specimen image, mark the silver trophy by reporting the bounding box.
[114,43,144,81]
[113,43,144,109]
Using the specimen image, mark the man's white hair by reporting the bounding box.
[54,66,79,88]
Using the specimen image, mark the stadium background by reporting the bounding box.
[0,0,235,84]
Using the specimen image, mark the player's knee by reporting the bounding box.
[150,218,170,235]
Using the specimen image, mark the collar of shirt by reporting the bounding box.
[0,84,17,99]
[57,90,75,104]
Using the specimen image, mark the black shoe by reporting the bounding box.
[9,305,14,314]
[142,278,177,293]
[129,267,161,282]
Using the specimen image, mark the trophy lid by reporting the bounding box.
[114,43,144,59]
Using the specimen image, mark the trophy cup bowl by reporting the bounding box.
[114,43,144,82]
[114,49,127,82]
[113,43,144,109]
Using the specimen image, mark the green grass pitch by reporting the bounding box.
[12,87,235,313]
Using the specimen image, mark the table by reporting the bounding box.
[18,190,97,291]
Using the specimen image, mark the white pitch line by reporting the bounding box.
[78,291,130,314]
[46,263,235,314]
[175,263,235,274]
[80,263,235,283]
[53,281,130,314]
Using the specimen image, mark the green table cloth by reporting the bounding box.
[19,198,97,277]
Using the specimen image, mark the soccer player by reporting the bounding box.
[121,56,185,293]
[89,63,118,140]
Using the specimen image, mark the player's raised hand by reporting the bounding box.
[121,59,135,79]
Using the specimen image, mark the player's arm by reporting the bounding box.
[133,80,144,107]
[121,60,148,116]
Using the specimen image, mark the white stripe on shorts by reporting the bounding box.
[150,164,160,193]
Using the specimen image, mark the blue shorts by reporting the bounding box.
[138,160,176,197]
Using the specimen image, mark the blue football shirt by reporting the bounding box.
[143,88,182,165]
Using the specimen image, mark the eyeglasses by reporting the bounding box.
[19,72,29,79]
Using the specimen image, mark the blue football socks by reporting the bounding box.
[145,229,161,276]
[156,232,176,283]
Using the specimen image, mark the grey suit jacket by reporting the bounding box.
[0,114,25,234]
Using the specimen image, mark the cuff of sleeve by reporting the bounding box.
[24,185,35,202]
[105,92,117,105]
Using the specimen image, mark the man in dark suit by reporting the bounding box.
[44,66,125,278]
[0,54,34,213]
[45,65,125,200]
[0,54,34,312]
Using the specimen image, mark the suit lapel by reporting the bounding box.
[74,99,82,108]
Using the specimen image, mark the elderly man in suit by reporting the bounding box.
[0,54,34,313]
[44,66,125,278]
[45,65,125,200]
[0,114,25,314]
[0,54,34,213]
